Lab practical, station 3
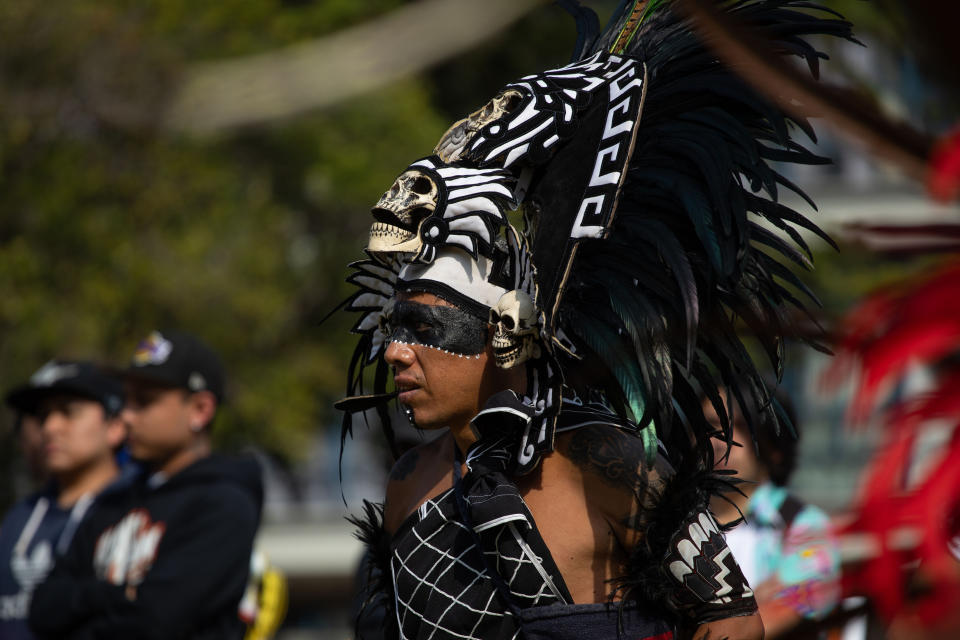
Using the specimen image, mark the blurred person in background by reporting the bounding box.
[13,413,47,490]
[29,330,263,640]
[0,360,127,640]
[708,385,841,638]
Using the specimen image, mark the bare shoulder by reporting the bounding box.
[383,431,455,534]
[555,424,674,544]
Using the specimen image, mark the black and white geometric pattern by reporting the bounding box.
[465,52,644,171]
[665,509,757,623]
[404,157,516,265]
[390,488,568,640]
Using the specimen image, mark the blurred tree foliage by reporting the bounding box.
[0,0,435,464]
[0,0,577,495]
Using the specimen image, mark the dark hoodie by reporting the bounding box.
[29,455,262,640]
[0,468,136,640]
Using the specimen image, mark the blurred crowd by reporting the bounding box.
[0,330,285,640]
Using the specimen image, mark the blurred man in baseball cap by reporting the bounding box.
[0,360,127,640]
[30,330,262,640]
[121,330,225,476]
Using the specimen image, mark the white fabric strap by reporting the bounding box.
[507,522,568,603]
[57,492,96,555]
[14,497,50,557]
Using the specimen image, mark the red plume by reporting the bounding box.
[829,258,960,625]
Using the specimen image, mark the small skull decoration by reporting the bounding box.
[434,89,524,163]
[489,289,541,369]
[368,169,439,256]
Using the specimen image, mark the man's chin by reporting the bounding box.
[402,405,445,431]
[127,444,160,464]
[45,459,73,475]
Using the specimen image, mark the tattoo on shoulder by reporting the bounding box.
[567,425,649,494]
[390,449,420,481]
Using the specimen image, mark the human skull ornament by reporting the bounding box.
[368,169,439,256]
[434,89,524,163]
[489,290,541,369]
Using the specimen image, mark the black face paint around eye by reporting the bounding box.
[382,300,489,356]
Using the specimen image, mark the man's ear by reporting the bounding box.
[187,390,217,432]
[105,416,127,450]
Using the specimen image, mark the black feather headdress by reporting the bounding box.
[340,0,855,475]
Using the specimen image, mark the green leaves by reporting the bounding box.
[0,0,440,462]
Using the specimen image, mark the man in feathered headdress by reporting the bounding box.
[341,2,857,638]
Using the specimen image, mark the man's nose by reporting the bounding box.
[384,341,415,368]
[41,411,65,435]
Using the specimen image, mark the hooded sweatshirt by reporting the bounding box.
[29,454,262,640]
[0,469,136,640]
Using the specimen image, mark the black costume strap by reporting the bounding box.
[453,399,574,613]
[451,451,526,621]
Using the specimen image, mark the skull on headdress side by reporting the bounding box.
[489,289,541,369]
[434,89,523,163]
[368,169,439,256]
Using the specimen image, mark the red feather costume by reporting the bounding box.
[828,259,960,626]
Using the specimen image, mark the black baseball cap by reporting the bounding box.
[5,360,125,417]
[122,330,225,403]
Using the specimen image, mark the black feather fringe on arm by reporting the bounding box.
[348,501,399,640]
[609,465,743,620]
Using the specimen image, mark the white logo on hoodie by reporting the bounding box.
[93,509,166,586]
[0,541,53,621]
